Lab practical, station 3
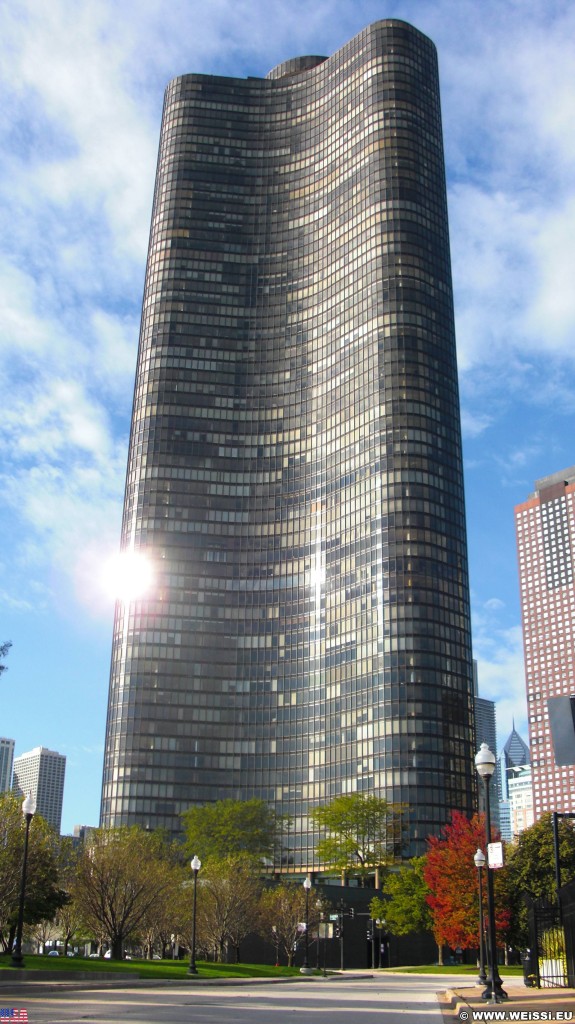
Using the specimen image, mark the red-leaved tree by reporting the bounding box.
[423,811,510,955]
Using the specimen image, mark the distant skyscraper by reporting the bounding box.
[507,764,534,840]
[101,19,476,866]
[70,824,97,850]
[12,746,66,832]
[473,662,499,831]
[0,738,14,793]
[516,466,575,819]
[498,722,530,801]
[499,800,512,842]
[497,723,531,841]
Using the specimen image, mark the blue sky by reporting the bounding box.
[1,0,575,835]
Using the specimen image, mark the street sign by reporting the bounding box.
[488,841,504,869]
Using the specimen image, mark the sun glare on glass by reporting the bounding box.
[103,551,154,604]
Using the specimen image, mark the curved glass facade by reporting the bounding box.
[101,20,476,866]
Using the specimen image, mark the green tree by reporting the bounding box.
[504,812,575,948]
[31,916,59,953]
[0,641,11,680]
[258,882,321,967]
[72,826,183,959]
[310,793,405,885]
[506,812,575,899]
[370,855,432,937]
[0,792,66,952]
[55,896,84,956]
[53,836,83,955]
[140,862,188,959]
[179,854,263,963]
[182,798,284,865]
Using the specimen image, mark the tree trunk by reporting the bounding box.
[111,935,123,959]
[437,943,444,966]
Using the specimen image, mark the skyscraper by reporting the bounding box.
[12,746,66,832]
[497,723,530,842]
[473,662,499,832]
[101,19,476,866]
[498,723,530,802]
[0,737,15,793]
[506,765,534,840]
[516,467,575,820]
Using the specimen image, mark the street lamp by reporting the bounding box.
[473,848,487,986]
[11,793,36,968]
[302,876,312,971]
[188,855,201,975]
[376,919,384,968]
[315,899,323,970]
[475,743,507,1003]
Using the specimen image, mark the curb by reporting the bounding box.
[438,987,473,1022]
[439,982,575,1021]
[0,971,373,996]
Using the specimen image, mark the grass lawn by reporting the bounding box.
[0,956,525,979]
[0,955,302,980]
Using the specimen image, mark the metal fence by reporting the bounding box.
[560,878,575,988]
[525,895,567,988]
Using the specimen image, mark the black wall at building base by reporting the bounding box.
[211,883,438,970]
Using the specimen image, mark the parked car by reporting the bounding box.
[47,950,59,956]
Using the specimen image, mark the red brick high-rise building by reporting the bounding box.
[515,467,575,819]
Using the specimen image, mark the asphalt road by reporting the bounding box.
[0,973,458,1024]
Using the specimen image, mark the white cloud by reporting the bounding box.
[0,590,35,613]
[90,310,139,399]
[460,409,492,439]
[524,199,575,349]
[0,0,574,647]
[474,624,527,750]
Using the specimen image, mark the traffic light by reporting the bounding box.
[348,907,355,918]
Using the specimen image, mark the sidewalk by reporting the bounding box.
[441,975,575,1020]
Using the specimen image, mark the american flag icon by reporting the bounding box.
[0,1012,29,1021]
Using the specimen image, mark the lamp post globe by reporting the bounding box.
[11,793,37,968]
[475,742,496,780]
[474,744,507,1003]
[188,855,201,975]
